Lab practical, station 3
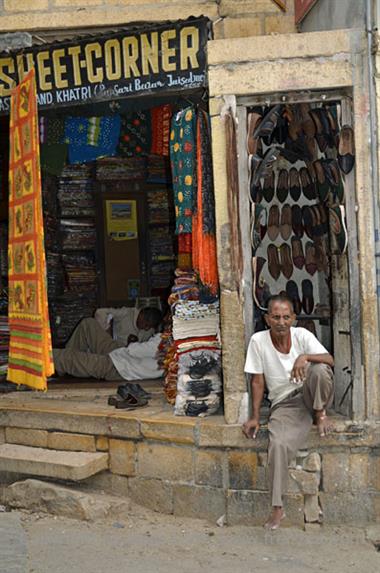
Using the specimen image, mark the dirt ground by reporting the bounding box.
[3,504,377,573]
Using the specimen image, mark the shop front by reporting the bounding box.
[0,19,380,527]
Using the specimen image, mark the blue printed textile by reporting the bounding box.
[64,115,121,164]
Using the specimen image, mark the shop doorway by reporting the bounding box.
[236,92,360,417]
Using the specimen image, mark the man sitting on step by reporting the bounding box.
[242,294,334,530]
[53,315,163,381]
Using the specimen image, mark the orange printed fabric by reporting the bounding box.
[7,68,54,390]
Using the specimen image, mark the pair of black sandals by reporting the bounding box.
[108,382,151,410]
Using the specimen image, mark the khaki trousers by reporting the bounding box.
[268,363,334,507]
[53,318,124,380]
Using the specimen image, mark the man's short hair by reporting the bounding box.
[139,307,162,329]
[266,294,294,314]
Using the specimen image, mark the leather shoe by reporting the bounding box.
[338,125,355,174]
[280,243,293,279]
[301,279,314,314]
[277,169,289,203]
[280,203,292,240]
[267,204,280,241]
[289,167,301,201]
[267,244,281,280]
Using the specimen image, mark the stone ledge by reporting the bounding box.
[0,3,219,31]
[208,29,365,66]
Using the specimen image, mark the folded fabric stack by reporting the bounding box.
[172,300,220,340]
[62,253,97,293]
[147,155,170,183]
[60,219,96,251]
[58,164,95,217]
[0,315,9,377]
[49,292,97,347]
[147,189,175,291]
[46,252,64,298]
[96,157,146,180]
[171,298,222,417]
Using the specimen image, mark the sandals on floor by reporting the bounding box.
[108,392,148,410]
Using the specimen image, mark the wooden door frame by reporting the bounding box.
[95,181,150,306]
[236,89,364,419]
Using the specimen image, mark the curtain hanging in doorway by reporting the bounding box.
[7,68,54,390]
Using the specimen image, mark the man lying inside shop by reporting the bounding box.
[52,316,163,384]
[94,305,162,345]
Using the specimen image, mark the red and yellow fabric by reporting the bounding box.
[7,68,53,390]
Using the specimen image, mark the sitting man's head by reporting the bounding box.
[136,307,163,332]
[265,295,295,334]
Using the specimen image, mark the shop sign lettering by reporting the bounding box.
[0,17,208,112]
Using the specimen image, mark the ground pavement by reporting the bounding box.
[0,505,379,573]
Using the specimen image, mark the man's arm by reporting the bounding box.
[292,353,334,382]
[94,307,129,331]
[242,373,265,439]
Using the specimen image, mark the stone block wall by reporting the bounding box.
[0,0,295,35]
[1,419,380,526]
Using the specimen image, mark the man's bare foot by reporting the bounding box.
[264,506,285,530]
[315,409,334,437]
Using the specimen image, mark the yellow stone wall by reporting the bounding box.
[0,0,296,35]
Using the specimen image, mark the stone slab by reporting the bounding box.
[128,477,173,515]
[207,29,364,65]
[4,478,129,521]
[140,417,196,445]
[137,442,193,482]
[5,427,48,448]
[0,443,108,481]
[109,439,136,476]
[47,432,96,452]
[173,483,226,521]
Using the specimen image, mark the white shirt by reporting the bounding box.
[95,307,154,345]
[109,333,163,380]
[244,327,328,406]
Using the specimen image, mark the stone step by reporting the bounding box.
[0,443,108,481]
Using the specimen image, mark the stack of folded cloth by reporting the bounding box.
[0,315,10,377]
[147,155,170,183]
[49,292,97,347]
[171,297,222,417]
[172,300,220,340]
[96,157,146,180]
[60,219,97,251]
[58,164,95,217]
[62,253,97,293]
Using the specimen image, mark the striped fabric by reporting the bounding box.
[7,68,54,390]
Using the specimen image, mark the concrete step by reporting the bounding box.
[0,443,108,481]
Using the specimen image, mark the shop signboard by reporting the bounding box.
[295,0,319,24]
[0,17,208,113]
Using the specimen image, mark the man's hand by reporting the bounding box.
[242,417,260,439]
[127,334,138,345]
[291,354,309,383]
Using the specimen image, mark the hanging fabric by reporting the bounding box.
[151,104,172,156]
[7,68,54,390]
[170,106,196,235]
[192,109,219,296]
